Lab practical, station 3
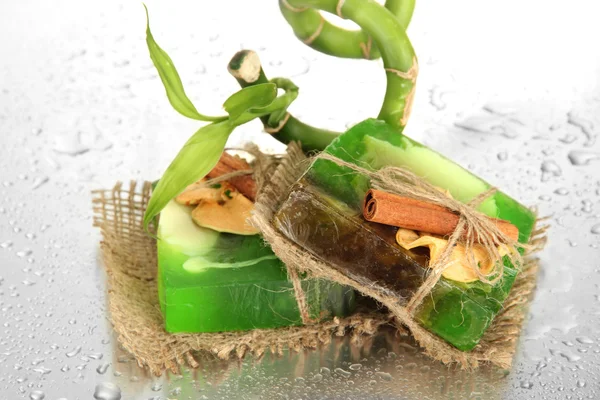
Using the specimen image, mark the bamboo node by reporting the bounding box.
[281,0,308,13]
[303,15,325,45]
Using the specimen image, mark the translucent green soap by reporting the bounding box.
[273,119,535,351]
[157,200,355,333]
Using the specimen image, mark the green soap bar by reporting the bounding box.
[157,200,356,333]
[274,119,535,351]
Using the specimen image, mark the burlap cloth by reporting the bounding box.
[92,144,547,376]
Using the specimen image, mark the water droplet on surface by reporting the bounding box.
[29,391,45,400]
[93,382,121,400]
[520,381,534,389]
[334,368,351,378]
[150,382,162,391]
[31,358,45,366]
[568,150,600,166]
[0,241,12,249]
[576,336,594,344]
[16,249,32,258]
[66,346,81,357]
[33,366,51,375]
[61,365,70,372]
[375,372,392,381]
[96,363,110,374]
[576,380,586,388]
[591,223,600,235]
[541,160,562,181]
[169,387,181,396]
[554,188,569,195]
[567,112,597,146]
[87,352,103,360]
[31,176,49,190]
[349,363,362,371]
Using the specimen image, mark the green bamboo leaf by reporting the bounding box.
[223,83,277,122]
[144,5,226,122]
[143,119,235,232]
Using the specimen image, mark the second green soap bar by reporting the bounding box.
[158,200,356,333]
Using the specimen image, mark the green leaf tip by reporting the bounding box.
[223,83,277,123]
[144,4,226,122]
[142,119,235,233]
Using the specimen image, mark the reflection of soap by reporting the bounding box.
[157,200,356,333]
[274,119,536,351]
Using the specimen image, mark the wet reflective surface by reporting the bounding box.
[1,0,599,398]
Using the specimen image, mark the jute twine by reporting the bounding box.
[92,143,547,375]
[251,142,548,370]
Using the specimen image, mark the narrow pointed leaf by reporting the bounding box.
[144,5,225,122]
[143,120,235,232]
[223,83,277,122]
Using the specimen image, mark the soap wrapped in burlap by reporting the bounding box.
[252,143,548,370]
[92,143,546,375]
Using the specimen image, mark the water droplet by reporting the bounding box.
[591,223,600,235]
[582,200,593,213]
[429,86,447,111]
[32,366,51,375]
[577,380,586,388]
[93,382,121,400]
[576,336,594,344]
[1,241,12,249]
[559,134,577,144]
[31,176,49,190]
[169,387,181,396]
[16,249,32,258]
[150,382,162,391]
[22,280,36,286]
[66,346,81,357]
[349,363,362,371]
[567,112,597,147]
[554,188,569,195]
[334,367,351,378]
[87,352,103,360]
[311,373,323,382]
[31,358,45,366]
[96,363,110,374]
[61,365,70,372]
[319,367,331,376]
[520,381,534,389]
[29,391,45,400]
[541,160,562,181]
[568,150,600,166]
[375,372,392,381]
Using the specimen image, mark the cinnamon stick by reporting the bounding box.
[207,152,257,201]
[363,189,519,242]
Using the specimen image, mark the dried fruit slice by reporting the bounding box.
[175,179,223,206]
[191,190,259,235]
[395,228,502,283]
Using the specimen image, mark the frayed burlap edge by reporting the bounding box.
[92,181,390,376]
[252,142,548,370]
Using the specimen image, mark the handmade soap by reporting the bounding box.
[274,119,535,350]
[158,200,355,333]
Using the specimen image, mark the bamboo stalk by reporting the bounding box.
[285,0,418,130]
[228,50,339,152]
[279,0,415,60]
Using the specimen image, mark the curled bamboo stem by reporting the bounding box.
[279,0,414,60]
[283,0,418,130]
